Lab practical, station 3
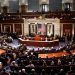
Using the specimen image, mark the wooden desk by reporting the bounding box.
[0,49,6,55]
[19,38,59,47]
[38,50,75,58]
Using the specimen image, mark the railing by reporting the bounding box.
[0,11,75,19]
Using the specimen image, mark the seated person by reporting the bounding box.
[6,36,13,43]
[20,69,28,75]
[0,69,9,75]
[29,69,36,75]
[25,61,34,67]
[34,35,41,41]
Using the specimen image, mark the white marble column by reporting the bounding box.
[60,24,63,37]
[72,24,74,36]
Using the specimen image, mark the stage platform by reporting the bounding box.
[19,38,59,47]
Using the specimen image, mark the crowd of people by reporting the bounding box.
[0,34,75,75]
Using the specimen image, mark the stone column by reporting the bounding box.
[72,24,74,37]
[60,24,63,37]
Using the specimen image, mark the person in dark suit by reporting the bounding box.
[0,69,9,75]
[58,69,66,75]
[19,69,28,75]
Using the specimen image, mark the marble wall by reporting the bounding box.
[23,18,60,36]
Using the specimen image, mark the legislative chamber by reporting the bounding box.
[0,0,75,75]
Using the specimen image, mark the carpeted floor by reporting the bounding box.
[7,39,67,50]
[7,39,20,48]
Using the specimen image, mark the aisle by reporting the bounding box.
[7,39,20,48]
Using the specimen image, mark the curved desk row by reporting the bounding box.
[19,38,59,47]
[38,50,75,58]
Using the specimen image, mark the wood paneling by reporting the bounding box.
[0,24,1,33]
[0,19,24,23]
[74,25,75,36]
[63,24,72,35]
[19,39,59,47]
[2,24,13,33]
[15,24,22,35]
[60,19,75,23]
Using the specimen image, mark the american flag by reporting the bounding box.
[37,24,46,35]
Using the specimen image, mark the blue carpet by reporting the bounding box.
[7,39,20,48]
[7,39,66,51]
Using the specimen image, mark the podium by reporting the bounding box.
[34,35,41,41]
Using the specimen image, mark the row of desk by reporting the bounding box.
[19,38,59,47]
